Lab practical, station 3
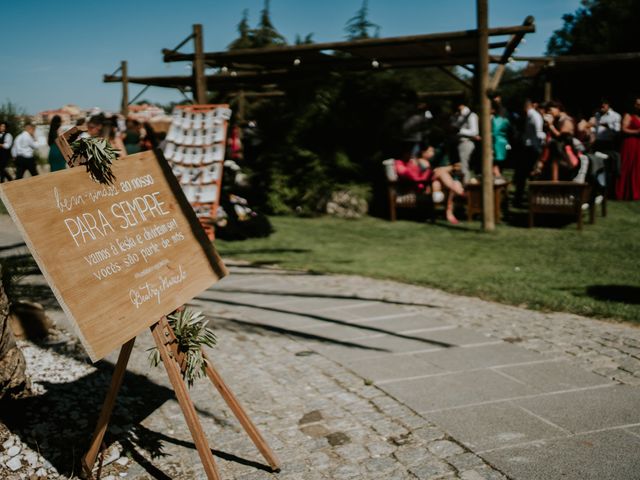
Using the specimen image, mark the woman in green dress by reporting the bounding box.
[123,118,142,154]
[47,115,66,172]
[491,105,510,179]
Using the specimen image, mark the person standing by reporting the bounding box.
[451,101,479,184]
[402,102,433,157]
[0,122,13,182]
[491,103,510,179]
[514,100,545,205]
[47,115,66,172]
[591,99,621,152]
[123,118,142,154]
[13,123,39,179]
[616,97,640,200]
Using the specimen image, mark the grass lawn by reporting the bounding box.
[217,201,640,324]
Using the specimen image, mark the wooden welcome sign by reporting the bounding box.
[1,150,227,361]
[0,146,279,479]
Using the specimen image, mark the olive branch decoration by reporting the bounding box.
[70,137,118,185]
[148,309,218,387]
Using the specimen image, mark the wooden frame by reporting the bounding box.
[44,132,280,479]
[82,317,281,480]
[528,181,594,230]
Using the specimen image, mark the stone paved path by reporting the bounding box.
[1,215,640,479]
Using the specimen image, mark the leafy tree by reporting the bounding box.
[228,9,254,50]
[345,0,380,40]
[0,101,26,137]
[253,0,287,48]
[295,33,314,45]
[547,0,640,55]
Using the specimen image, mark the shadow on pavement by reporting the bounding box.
[212,316,389,352]
[123,425,274,473]
[210,287,441,309]
[197,298,453,348]
[0,365,173,477]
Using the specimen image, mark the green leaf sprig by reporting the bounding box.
[70,137,118,185]
[148,309,218,387]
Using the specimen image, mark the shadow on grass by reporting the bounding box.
[196,297,452,348]
[506,209,587,229]
[220,248,311,255]
[586,285,640,305]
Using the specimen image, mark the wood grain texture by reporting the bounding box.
[0,150,227,361]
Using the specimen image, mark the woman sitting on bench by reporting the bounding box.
[395,144,465,224]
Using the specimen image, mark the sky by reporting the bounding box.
[0,0,581,114]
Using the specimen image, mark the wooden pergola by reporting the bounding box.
[104,2,535,231]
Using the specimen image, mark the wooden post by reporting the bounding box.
[121,61,129,117]
[203,351,281,471]
[193,24,207,104]
[477,0,495,231]
[151,319,221,480]
[238,90,246,125]
[544,78,552,102]
[81,338,135,477]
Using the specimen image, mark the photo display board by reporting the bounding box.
[163,104,231,237]
[0,150,228,362]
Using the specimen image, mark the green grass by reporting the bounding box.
[216,202,640,324]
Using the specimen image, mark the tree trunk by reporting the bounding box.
[0,265,29,400]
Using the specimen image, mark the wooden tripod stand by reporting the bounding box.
[81,316,281,480]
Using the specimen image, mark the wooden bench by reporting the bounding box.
[528,181,594,230]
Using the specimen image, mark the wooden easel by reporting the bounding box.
[54,131,280,479]
[81,316,280,480]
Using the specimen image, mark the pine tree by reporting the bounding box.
[295,33,314,46]
[345,0,380,40]
[253,0,287,48]
[228,9,255,50]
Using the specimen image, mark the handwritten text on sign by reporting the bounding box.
[0,151,227,362]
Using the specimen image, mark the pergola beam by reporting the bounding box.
[489,16,534,91]
[163,24,535,64]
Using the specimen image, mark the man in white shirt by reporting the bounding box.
[515,99,546,205]
[0,122,13,182]
[13,123,39,179]
[451,102,479,183]
[591,99,621,151]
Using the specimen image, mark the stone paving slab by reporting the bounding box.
[406,328,496,347]
[427,402,568,451]
[495,360,613,393]
[343,355,446,383]
[382,370,539,413]
[480,429,640,480]
[353,313,449,331]
[514,384,640,433]
[412,343,544,372]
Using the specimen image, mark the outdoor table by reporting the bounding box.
[465,181,509,223]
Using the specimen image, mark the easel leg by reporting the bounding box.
[150,322,221,480]
[82,338,136,477]
[202,351,281,471]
